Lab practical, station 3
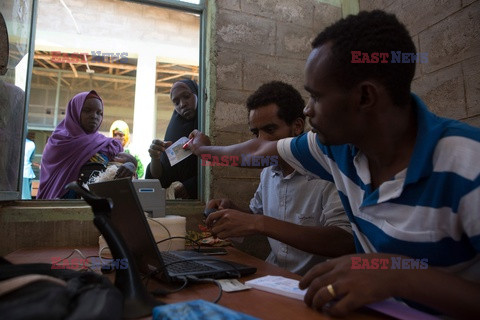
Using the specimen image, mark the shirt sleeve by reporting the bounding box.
[277,132,334,182]
[249,169,265,215]
[320,181,352,234]
[460,180,480,253]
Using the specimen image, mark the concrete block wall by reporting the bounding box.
[207,0,342,205]
[359,0,480,127]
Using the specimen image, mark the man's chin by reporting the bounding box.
[311,130,331,145]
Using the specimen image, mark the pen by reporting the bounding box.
[182,138,194,150]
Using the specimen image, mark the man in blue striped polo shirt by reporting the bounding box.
[187,9,479,319]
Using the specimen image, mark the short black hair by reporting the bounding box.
[312,10,416,106]
[246,81,305,124]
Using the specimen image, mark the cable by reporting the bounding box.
[186,275,223,303]
[98,245,112,265]
[147,217,172,251]
[54,249,95,271]
[150,276,189,297]
[156,236,202,252]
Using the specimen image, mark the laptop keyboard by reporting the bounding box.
[161,251,214,274]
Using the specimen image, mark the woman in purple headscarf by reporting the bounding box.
[37,90,125,199]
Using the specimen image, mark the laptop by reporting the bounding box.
[88,178,257,282]
[132,179,165,218]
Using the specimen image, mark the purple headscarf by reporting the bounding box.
[37,90,122,199]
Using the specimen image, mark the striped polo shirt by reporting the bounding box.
[277,94,480,282]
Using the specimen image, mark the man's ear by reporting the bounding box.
[292,117,305,136]
[355,81,378,113]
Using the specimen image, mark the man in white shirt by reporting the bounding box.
[205,81,354,275]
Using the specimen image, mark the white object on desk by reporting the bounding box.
[244,275,306,300]
[99,214,186,256]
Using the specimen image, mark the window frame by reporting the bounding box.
[0,0,38,201]
[2,0,207,202]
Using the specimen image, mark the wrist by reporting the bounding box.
[253,215,265,234]
[196,145,208,156]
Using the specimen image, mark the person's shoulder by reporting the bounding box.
[440,118,480,142]
[259,165,276,179]
[433,118,480,153]
[431,119,480,178]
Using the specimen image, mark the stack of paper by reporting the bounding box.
[244,275,306,300]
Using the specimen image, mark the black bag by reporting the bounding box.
[0,259,123,320]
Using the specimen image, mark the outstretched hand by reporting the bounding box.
[187,129,211,155]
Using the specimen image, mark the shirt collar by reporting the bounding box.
[270,165,298,180]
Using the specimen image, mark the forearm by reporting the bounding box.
[196,139,279,168]
[149,158,164,178]
[395,267,480,319]
[257,216,355,257]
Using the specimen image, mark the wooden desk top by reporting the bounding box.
[5,247,391,320]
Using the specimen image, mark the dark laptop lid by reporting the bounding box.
[89,178,165,278]
[89,178,256,282]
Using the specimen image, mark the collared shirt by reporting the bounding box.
[249,165,351,276]
[277,94,480,283]
[23,138,36,179]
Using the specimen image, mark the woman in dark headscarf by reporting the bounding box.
[146,79,198,199]
[38,90,126,199]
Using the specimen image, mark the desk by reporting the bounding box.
[5,247,391,320]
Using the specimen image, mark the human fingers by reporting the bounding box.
[187,130,211,154]
[301,262,336,307]
[114,164,135,179]
[150,139,172,151]
[149,140,172,158]
[148,140,164,158]
[325,290,363,318]
[218,198,233,209]
[299,260,334,289]
[308,282,345,313]
[188,129,199,139]
[114,167,126,179]
[206,199,222,210]
[208,212,233,239]
[205,210,225,228]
